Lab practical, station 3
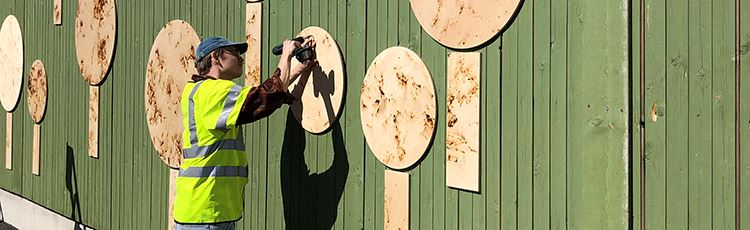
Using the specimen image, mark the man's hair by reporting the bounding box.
[195,47,233,75]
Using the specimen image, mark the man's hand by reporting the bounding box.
[280,39,302,61]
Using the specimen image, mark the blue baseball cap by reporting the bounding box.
[194,36,248,65]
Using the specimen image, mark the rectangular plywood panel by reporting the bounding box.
[245,2,262,88]
[384,170,408,230]
[53,0,61,25]
[32,124,40,175]
[446,52,481,192]
[88,86,98,158]
[5,113,10,170]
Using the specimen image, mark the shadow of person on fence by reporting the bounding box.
[280,111,349,230]
[65,144,83,230]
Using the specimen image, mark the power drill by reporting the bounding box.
[272,36,316,62]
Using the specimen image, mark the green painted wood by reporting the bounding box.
[644,0,667,228]
[532,0,552,227]
[549,0,569,228]
[344,0,366,229]
[517,1,534,228]
[664,0,690,228]
[485,32,502,230]
[713,0,738,227]
[566,0,630,229]
[742,0,750,227]
[687,0,713,228]
[501,8,519,228]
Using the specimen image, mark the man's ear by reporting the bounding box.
[211,52,224,68]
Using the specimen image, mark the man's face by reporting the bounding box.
[217,47,244,79]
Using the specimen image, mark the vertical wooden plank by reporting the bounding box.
[500,9,519,229]
[32,124,40,175]
[741,0,750,226]
[687,0,713,227]
[446,52,481,193]
[566,0,630,228]
[345,0,366,228]
[664,0,690,228]
[644,0,667,228]
[5,113,11,170]
[532,0,552,227]
[88,86,98,158]
[53,0,61,25]
[364,0,379,228]
[385,170,409,230]
[711,0,737,228]
[516,0,534,228]
[245,2,262,88]
[549,0,569,227]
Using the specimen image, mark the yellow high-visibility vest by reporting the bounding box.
[174,79,251,223]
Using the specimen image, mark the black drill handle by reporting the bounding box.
[272,37,306,55]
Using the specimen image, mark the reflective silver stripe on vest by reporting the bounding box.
[215,85,243,130]
[179,166,248,177]
[182,135,245,159]
[188,81,205,146]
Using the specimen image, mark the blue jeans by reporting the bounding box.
[174,222,235,230]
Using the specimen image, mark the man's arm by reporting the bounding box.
[236,68,296,125]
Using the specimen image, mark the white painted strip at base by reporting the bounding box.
[0,188,93,230]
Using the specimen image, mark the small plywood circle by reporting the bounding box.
[27,60,48,124]
[288,26,345,134]
[411,0,522,49]
[145,20,200,169]
[360,47,436,170]
[75,0,116,85]
[0,15,24,112]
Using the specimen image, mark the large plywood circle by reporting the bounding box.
[0,15,23,112]
[288,26,346,134]
[411,0,521,49]
[75,0,116,85]
[145,20,200,169]
[27,60,48,124]
[360,47,436,170]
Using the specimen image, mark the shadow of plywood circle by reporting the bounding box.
[27,60,48,124]
[0,15,23,112]
[145,20,200,169]
[411,0,522,49]
[288,26,346,134]
[360,47,437,170]
[75,0,116,85]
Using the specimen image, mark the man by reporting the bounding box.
[173,36,317,230]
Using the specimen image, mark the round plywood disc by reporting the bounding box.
[360,46,436,170]
[288,26,345,134]
[27,60,47,124]
[411,0,522,49]
[0,15,24,112]
[75,0,116,85]
[145,20,200,169]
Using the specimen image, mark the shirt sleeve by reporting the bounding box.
[236,68,297,125]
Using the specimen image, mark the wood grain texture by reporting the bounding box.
[245,2,262,88]
[410,0,521,49]
[288,26,345,134]
[53,0,62,25]
[75,0,116,85]
[384,169,409,230]
[27,60,47,124]
[361,46,436,170]
[32,124,40,175]
[145,20,199,169]
[445,52,480,192]
[88,86,98,158]
[0,15,23,112]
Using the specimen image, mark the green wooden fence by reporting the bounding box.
[0,0,747,229]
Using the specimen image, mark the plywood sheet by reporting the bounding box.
[88,86,98,158]
[360,46,436,170]
[145,20,200,169]
[32,124,40,175]
[5,113,11,170]
[288,27,345,134]
[54,0,62,25]
[445,52,480,192]
[384,170,409,230]
[410,0,521,49]
[75,0,116,85]
[27,60,48,124]
[168,169,178,230]
[0,15,24,112]
[245,3,262,88]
